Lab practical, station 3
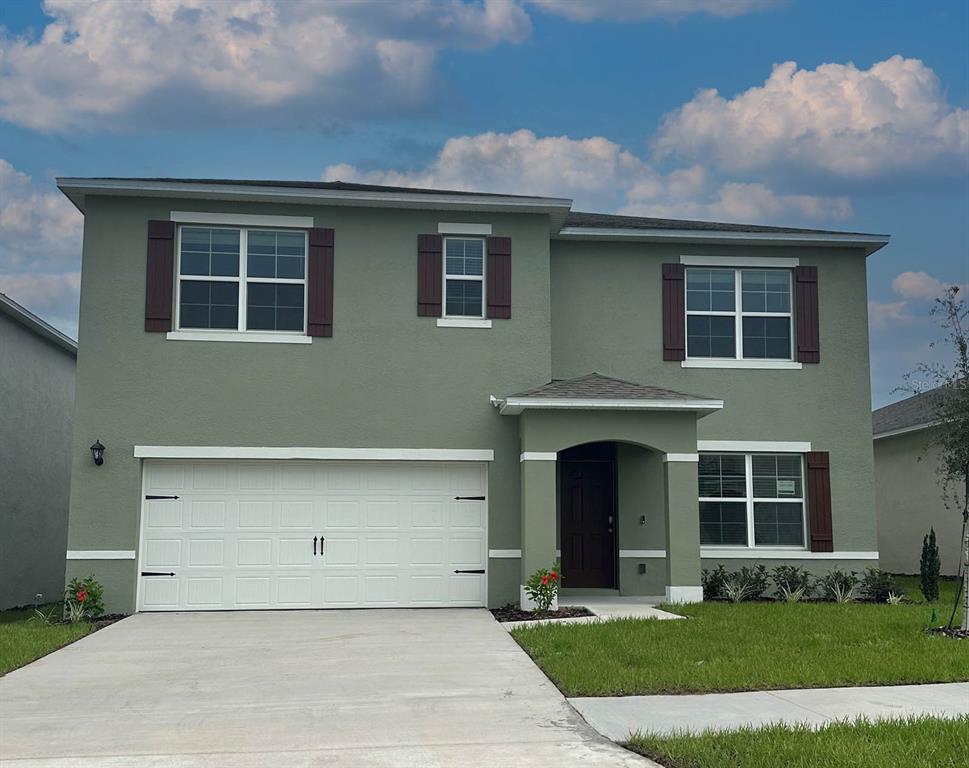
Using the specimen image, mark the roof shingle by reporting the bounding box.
[507,372,713,402]
[872,386,945,436]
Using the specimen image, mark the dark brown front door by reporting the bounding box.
[560,451,616,588]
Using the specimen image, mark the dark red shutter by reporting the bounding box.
[795,266,820,363]
[145,220,175,332]
[417,234,443,317]
[486,236,512,319]
[307,228,334,337]
[662,263,686,361]
[806,451,833,552]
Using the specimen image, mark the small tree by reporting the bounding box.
[920,528,941,603]
[902,286,968,630]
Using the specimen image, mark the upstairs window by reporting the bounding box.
[176,227,307,333]
[686,268,793,360]
[699,453,806,548]
[444,237,485,318]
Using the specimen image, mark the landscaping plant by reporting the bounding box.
[772,565,813,602]
[524,560,560,612]
[902,285,969,631]
[920,528,941,603]
[819,570,858,603]
[723,565,768,602]
[701,565,728,600]
[859,568,899,603]
[63,576,105,622]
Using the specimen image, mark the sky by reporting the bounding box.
[0,0,966,408]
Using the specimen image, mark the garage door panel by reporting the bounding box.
[139,460,487,610]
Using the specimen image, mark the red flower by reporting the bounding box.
[551,571,559,581]
[76,590,87,603]
[541,574,549,586]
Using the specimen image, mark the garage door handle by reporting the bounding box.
[453,569,485,574]
[454,496,485,501]
[141,571,175,577]
[313,536,317,556]
[320,536,324,555]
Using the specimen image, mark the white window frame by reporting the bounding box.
[442,236,486,320]
[174,225,309,336]
[685,268,794,362]
[698,452,807,550]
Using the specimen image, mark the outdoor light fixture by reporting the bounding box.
[90,439,105,466]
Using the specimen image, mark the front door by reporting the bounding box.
[560,446,616,588]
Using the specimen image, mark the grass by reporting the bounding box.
[626,715,969,768]
[0,603,93,676]
[511,577,967,696]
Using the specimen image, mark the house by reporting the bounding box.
[0,293,77,609]
[56,177,889,613]
[874,387,962,575]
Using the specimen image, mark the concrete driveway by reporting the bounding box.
[0,610,650,767]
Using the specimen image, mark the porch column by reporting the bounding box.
[520,452,558,608]
[663,453,703,603]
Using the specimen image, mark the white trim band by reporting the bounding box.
[437,318,493,329]
[665,586,704,604]
[438,222,492,235]
[682,359,802,370]
[619,550,667,558]
[697,440,812,453]
[663,453,699,463]
[680,255,799,268]
[701,549,879,560]
[520,452,558,462]
[166,331,312,345]
[134,446,495,461]
[170,211,314,228]
[489,549,522,558]
[67,550,136,560]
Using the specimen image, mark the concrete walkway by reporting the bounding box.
[571,682,969,740]
[0,610,652,767]
[500,597,683,631]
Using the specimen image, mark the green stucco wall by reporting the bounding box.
[875,427,962,575]
[549,239,877,555]
[0,313,75,609]
[67,196,552,611]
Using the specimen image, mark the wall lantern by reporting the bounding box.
[90,439,105,466]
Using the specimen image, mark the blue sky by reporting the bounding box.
[1,0,966,407]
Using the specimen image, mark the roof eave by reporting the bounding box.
[873,421,940,440]
[56,178,574,230]
[0,293,77,356]
[555,226,891,256]
[493,396,725,417]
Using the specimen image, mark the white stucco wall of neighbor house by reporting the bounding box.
[0,303,77,609]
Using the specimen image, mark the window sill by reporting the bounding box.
[437,318,492,329]
[166,331,312,344]
[682,359,802,370]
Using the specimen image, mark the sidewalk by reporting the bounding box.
[570,682,969,740]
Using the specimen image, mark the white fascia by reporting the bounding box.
[494,397,724,416]
[873,421,939,440]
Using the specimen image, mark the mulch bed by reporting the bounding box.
[926,627,969,639]
[92,614,127,631]
[490,605,594,623]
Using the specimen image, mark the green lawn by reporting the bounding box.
[511,578,967,696]
[0,604,93,676]
[627,715,969,768]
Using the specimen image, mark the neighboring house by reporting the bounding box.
[873,388,962,575]
[0,293,77,609]
[56,177,889,614]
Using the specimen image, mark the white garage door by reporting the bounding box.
[138,460,487,611]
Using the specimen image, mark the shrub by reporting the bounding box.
[524,560,560,612]
[859,568,900,603]
[819,569,858,603]
[701,565,729,600]
[723,565,769,603]
[920,528,941,603]
[772,565,813,602]
[64,576,105,622]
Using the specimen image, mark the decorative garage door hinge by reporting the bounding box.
[145,495,180,500]
[453,496,485,501]
[453,569,485,574]
[141,571,175,577]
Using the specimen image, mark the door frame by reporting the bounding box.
[558,442,619,589]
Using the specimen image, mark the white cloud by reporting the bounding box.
[530,0,780,21]
[892,271,961,301]
[868,300,912,330]
[0,0,531,131]
[867,270,967,332]
[0,159,82,335]
[325,129,851,224]
[654,56,969,181]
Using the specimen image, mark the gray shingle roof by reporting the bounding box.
[872,387,944,436]
[507,372,713,401]
[564,211,883,237]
